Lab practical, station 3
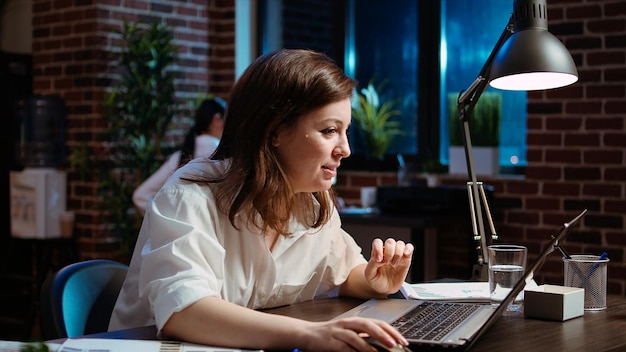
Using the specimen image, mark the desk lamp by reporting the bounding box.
[457,0,578,280]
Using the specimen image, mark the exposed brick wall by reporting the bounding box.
[29,0,626,296]
[207,0,235,97]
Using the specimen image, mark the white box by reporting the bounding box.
[10,168,67,239]
[524,284,584,321]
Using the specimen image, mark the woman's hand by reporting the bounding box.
[163,296,408,352]
[302,317,409,352]
[365,238,414,295]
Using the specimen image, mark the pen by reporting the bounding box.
[584,252,608,283]
[577,252,608,306]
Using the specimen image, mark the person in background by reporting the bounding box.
[110,48,414,352]
[132,98,225,215]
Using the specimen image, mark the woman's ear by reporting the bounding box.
[271,133,280,147]
[271,125,286,147]
[272,123,291,147]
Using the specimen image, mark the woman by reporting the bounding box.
[132,98,225,215]
[110,48,414,352]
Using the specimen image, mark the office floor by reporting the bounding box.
[0,274,39,341]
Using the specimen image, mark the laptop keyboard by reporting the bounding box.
[391,302,481,341]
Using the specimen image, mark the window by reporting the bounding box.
[441,0,527,171]
[346,0,418,157]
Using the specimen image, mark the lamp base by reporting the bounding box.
[471,263,489,282]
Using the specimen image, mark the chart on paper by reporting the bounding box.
[400,281,491,302]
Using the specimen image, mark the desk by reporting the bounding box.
[78,295,626,351]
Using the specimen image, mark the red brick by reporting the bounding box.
[543,182,581,196]
[526,197,561,210]
[564,133,601,146]
[565,101,603,114]
[583,150,623,164]
[602,133,626,147]
[606,100,626,114]
[582,184,622,197]
[588,51,626,66]
[587,84,626,98]
[566,4,602,19]
[587,19,625,33]
[545,149,582,163]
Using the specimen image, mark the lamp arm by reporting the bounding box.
[458,14,514,116]
[457,15,514,279]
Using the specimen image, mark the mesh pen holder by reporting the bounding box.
[563,255,609,311]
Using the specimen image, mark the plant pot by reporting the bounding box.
[420,173,440,187]
[449,146,499,176]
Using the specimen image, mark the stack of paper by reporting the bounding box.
[1,338,264,352]
[400,281,491,303]
[56,339,263,352]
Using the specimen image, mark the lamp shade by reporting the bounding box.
[489,0,578,91]
[489,29,578,90]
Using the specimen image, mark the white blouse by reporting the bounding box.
[109,158,367,333]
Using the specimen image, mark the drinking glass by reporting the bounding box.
[488,244,527,312]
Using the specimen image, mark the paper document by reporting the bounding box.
[57,338,263,352]
[400,281,491,302]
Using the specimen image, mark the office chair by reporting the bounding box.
[39,259,128,340]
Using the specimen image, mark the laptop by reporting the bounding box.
[335,209,588,351]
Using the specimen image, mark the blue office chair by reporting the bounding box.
[39,259,128,339]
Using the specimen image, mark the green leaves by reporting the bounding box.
[105,21,177,150]
[20,342,49,352]
[351,79,403,159]
[100,20,179,254]
[448,92,501,147]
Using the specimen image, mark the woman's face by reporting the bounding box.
[209,113,224,138]
[273,98,352,193]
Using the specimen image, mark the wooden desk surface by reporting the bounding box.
[72,295,626,351]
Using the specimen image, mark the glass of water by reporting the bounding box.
[488,244,527,312]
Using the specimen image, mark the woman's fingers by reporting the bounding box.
[330,317,409,351]
[371,238,413,265]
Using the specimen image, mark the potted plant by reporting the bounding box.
[97,20,179,255]
[351,78,403,160]
[420,158,447,187]
[447,91,501,176]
